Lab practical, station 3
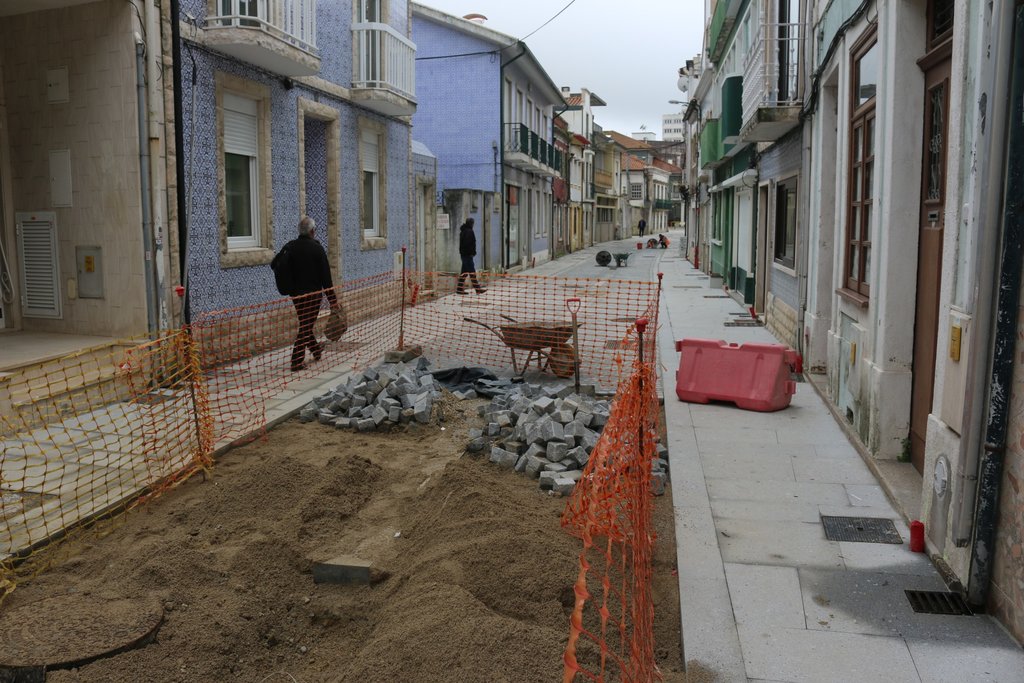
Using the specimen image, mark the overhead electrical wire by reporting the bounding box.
[415,0,578,62]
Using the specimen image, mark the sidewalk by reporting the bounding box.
[533,232,1024,682]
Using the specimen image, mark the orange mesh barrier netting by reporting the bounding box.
[0,331,212,600]
[190,270,406,448]
[561,320,662,682]
[1,268,661,606]
[403,271,660,392]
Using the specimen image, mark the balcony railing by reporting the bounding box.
[654,199,674,210]
[352,22,416,102]
[206,0,319,75]
[742,22,804,129]
[505,124,562,175]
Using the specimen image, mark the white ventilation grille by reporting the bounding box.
[16,212,62,319]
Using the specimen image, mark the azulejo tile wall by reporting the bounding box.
[180,43,410,312]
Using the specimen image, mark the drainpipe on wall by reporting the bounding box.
[967,3,1024,611]
[135,39,158,336]
[500,41,527,269]
[170,0,191,325]
[144,0,169,331]
[951,0,1016,548]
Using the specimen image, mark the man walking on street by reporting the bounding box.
[638,218,647,237]
[457,217,487,295]
[272,216,339,371]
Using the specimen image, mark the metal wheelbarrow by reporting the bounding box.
[464,314,580,378]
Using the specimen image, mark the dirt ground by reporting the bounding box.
[5,394,689,682]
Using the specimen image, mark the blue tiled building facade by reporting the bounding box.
[411,4,562,271]
[179,0,414,313]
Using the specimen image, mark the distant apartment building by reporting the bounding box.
[662,111,687,141]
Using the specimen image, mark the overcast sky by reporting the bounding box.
[415,0,705,138]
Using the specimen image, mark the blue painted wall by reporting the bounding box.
[411,15,501,193]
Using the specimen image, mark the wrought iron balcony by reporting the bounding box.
[505,124,561,177]
[205,0,320,77]
[654,199,674,210]
[351,22,417,117]
[741,22,805,142]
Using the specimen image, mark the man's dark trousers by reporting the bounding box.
[291,291,322,368]
[457,256,482,293]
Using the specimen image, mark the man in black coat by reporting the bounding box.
[457,217,487,295]
[272,216,339,371]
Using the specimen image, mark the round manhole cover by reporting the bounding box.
[0,595,163,671]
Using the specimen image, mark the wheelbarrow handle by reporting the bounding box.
[499,313,519,324]
[463,317,500,336]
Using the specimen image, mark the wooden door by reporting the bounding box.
[910,51,951,472]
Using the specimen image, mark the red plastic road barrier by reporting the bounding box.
[674,338,798,412]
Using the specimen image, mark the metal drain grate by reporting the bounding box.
[704,295,730,299]
[724,320,763,327]
[905,590,973,616]
[821,515,904,544]
[674,285,703,289]
[605,339,638,350]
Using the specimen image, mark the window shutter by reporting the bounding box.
[16,212,61,319]
[361,130,379,172]
[223,93,258,157]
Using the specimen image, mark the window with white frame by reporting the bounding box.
[630,183,643,200]
[224,92,260,249]
[358,118,385,244]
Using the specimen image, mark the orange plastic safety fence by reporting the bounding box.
[403,271,660,392]
[1,268,660,604]
[0,330,212,599]
[561,341,662,682]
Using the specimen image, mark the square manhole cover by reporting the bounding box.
[821,516,903,544]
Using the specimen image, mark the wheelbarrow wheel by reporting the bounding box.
[548,342,577,379]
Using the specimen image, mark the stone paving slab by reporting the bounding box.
[791,453,878,485]
[906,638,1024,682]
[735,622,921,683]
[715,517,845,569]
[708,478,853,507]
[725,563,805,630]
[699,452,796,482]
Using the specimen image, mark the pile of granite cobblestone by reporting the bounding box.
[465,378,669,496]
[298,357,441,430]
[298,360,669,496]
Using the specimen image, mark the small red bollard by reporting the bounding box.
[910,520,925,552]
[636,242,643,250]
[174,285,185,298]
